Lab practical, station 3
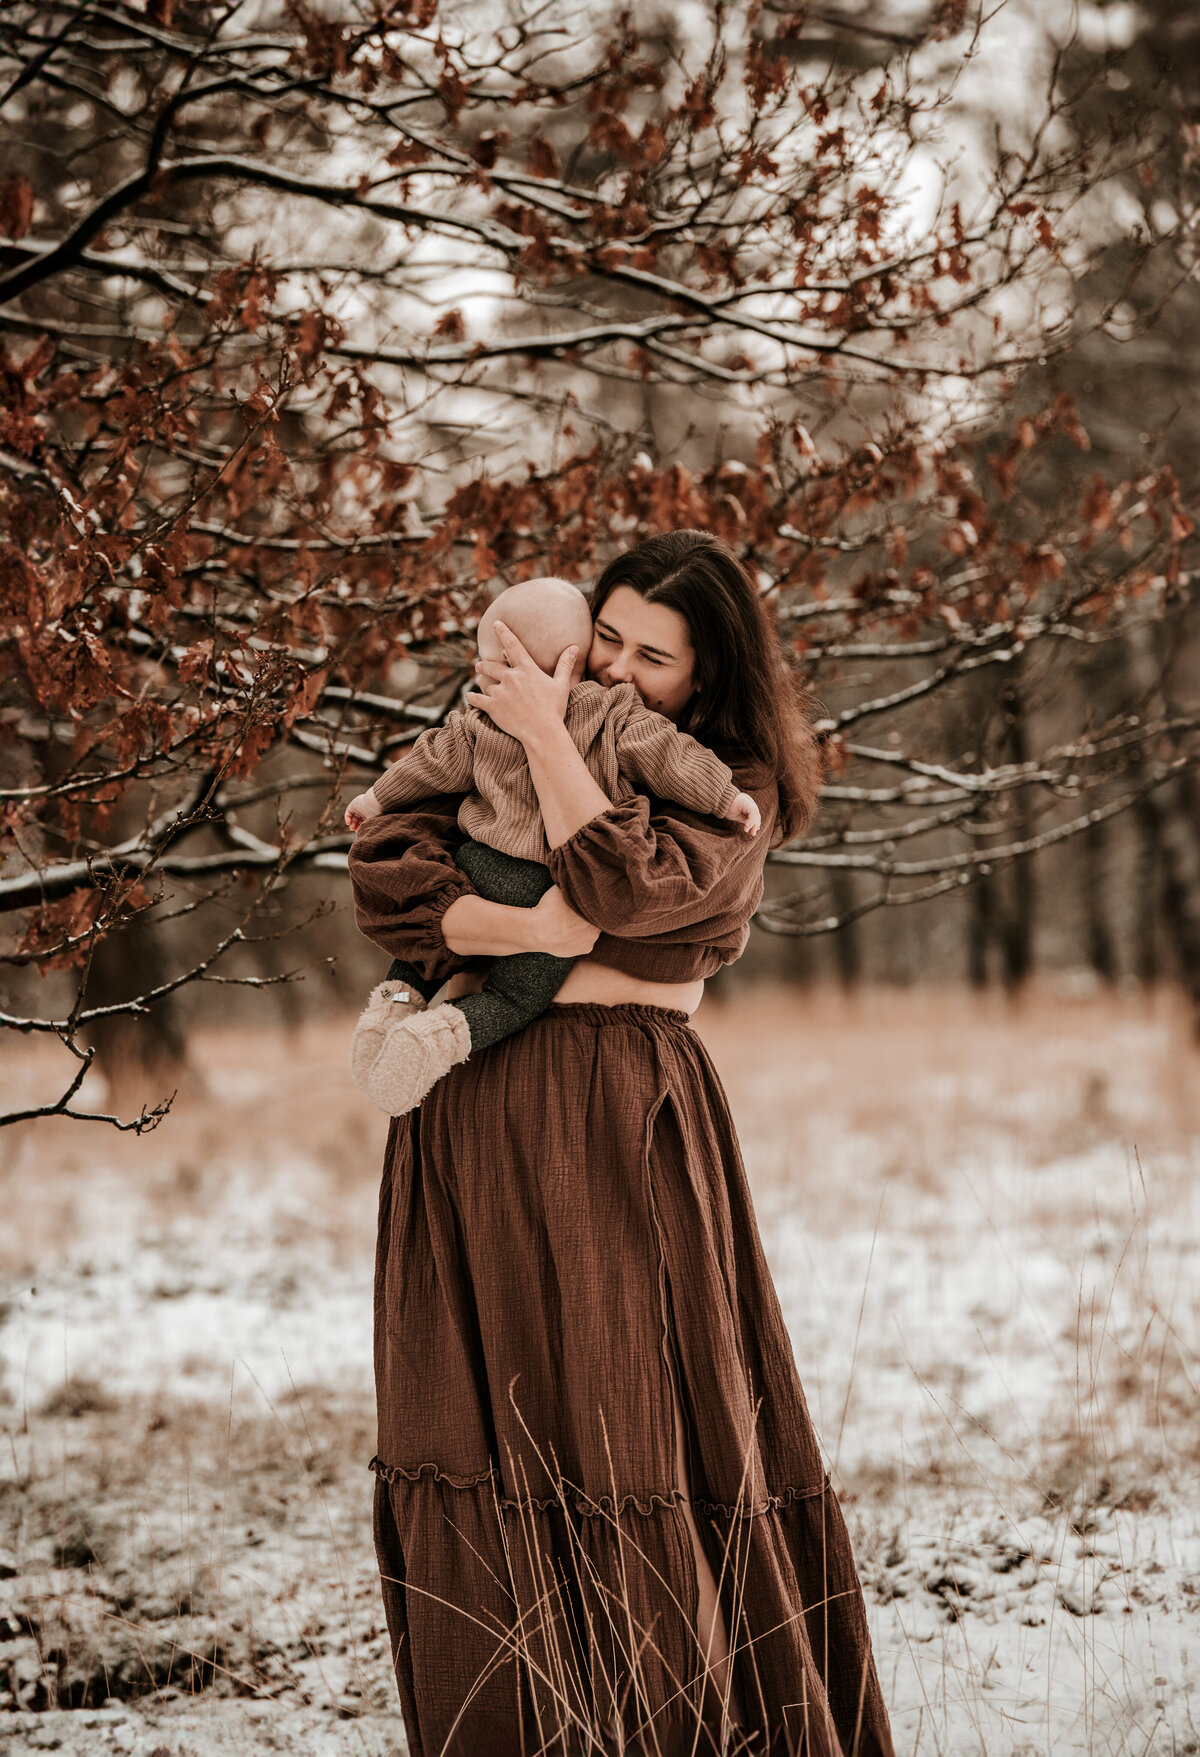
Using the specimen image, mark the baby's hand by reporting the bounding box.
[727,791,761,838]
[345,787,382,833]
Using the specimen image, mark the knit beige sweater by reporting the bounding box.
[371,680,739,864]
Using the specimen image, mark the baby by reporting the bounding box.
[346,577,760,1116]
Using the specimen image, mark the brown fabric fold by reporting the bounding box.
[370,1002,894,1757]
[349,793,478,986]
[348,757,778,989]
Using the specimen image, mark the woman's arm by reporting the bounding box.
[442,888,599,959]
[523,720,611,848]
[346,794,598,969]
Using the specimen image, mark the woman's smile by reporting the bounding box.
[586,585,697,721]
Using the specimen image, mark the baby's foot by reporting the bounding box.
[349,980,428,1094]
[360,1002,472,1116]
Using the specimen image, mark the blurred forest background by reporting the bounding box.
[2,0,1199,1120]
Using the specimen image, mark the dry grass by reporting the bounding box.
[2,978,1199,1755]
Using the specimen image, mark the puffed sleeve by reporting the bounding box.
[346,793,475,984]
[546,759,778,943]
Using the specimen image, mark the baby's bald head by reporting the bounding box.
[477,577,592,679]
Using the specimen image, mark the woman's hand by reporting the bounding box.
[464,621,577,746]
[529,885,600,958]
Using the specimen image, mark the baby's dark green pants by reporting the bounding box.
[384,841,574,1054]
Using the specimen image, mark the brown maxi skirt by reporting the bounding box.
[370,1002,893,1757]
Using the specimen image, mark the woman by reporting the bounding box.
[348,531,894,1757]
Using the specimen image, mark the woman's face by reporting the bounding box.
[586,586,698,722]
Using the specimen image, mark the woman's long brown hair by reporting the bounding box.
[590,530,823,845]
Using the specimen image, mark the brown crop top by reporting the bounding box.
[347,753,779,986]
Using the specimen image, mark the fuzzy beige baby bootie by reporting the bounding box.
[361,1002,472,1116]
[349,979,428,1098]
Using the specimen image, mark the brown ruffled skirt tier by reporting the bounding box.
[371,1003,892,1757]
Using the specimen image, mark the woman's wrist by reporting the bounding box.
[441,894,541,957]
[520,716,578,763]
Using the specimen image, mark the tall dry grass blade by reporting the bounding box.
[502,1386,757,1754]
[689,1389,771,1753]
[596,1411,668,1757]
[398,1370,829,1757]
[433,1486,564,1753]
[502,1388,637,1748]
[507,1388,679,1751]
[377,1563,604,1757]
[280,1354,371,1705]
[833,1188,887,1479]
[510,1448,594,1749]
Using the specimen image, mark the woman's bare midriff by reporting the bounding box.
[553,957,704,1014]
[444,958,704,1017]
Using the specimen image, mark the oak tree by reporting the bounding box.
[2,0,1196,1125]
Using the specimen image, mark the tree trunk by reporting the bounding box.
[1125,622,1200,1031]
[968,870,993,988]
[82,920,192,1111]
[1142,775,1200,1034]
[830,866,862,988]
[1134,797,1162,985]
[999,675,1036,991]
[1083,817,1118,984]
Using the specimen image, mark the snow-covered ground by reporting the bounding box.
[2,982,1198,1754]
